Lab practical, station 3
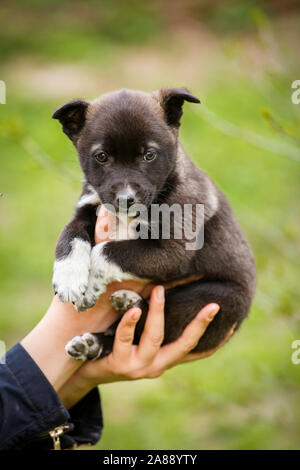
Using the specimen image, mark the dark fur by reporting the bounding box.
[53,88,256,355]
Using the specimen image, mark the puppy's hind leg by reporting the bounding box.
[66,332,115,361]
[163,280,253,353]
[110,289,146,314]
[66,289,149,361]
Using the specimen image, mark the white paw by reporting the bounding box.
[110,289,143,313]
[74,242,139,312]
[73,243,107,311]
[65,333,103,361]
[52,239,91,304]
[73,276,105,312]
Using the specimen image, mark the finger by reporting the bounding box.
[162,274,204,291]
[94,205,116,243]
[173,322,237,365]
[155,303,220,370]
[138,286,165,363]
[140,283,156,299]
[142,275,204,300]
[112,307,142,363]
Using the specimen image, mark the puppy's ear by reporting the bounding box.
[158,88,200,127]
[52,99,89,141]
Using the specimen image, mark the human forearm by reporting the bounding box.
[20,294,119,391]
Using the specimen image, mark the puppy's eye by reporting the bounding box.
[94,152,109,164]
[143,149,157,162]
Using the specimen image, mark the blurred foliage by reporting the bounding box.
[193,0,269,33]
[0,0,300,450]
[0,0,163,62]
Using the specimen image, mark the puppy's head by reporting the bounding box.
[53,88,200,211]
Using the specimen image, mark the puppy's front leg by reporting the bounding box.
[77,238,191,312]
[79,238,189,312]
[80,242,143,311]
[52,189,99,309]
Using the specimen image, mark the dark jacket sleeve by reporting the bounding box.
[0,343,103,450]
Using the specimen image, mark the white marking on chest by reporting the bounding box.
[76,185,100,208]
[91,241,144,285]
[73,241,149,311]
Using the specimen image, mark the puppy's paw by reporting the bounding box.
[74,242,122,311]
[74,242,141,312]
[73,245,107,311]
[53,266,89,304]
[110,289,143,313]
[65,335,88,361]
[52,239,91,304]
[73,282,104,312]
[65,333,103,361]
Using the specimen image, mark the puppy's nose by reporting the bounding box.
[116,188,136,210]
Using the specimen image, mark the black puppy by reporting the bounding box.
[52,88,256,361]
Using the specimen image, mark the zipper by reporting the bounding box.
[24,423,70,449]
[49,424,70,450]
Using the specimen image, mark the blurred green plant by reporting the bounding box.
[0,0,300,451]
[0,0,163,63]
[192,0,269,33]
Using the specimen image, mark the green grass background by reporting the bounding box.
[0,0,299,450]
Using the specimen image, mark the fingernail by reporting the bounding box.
[207,304,220,321]
[156,286,165,302]
[131,308,141,321]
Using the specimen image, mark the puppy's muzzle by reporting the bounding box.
[115,188,136,211]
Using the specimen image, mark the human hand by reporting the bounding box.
[57,206,235,407]
[58,283,235,408]
[81,287,234,384]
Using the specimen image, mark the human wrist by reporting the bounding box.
[57,368,95,409]
[20,295,116,391]
[74,359,102,389]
